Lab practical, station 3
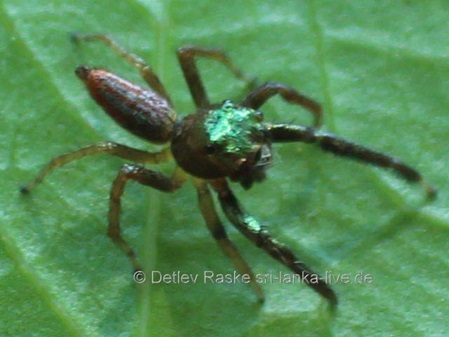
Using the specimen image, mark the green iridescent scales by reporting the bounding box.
[204,100,263,154]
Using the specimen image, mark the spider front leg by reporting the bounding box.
[242,82,323,127]
[193,179,264,302]
[210,179,338,308]
[71,33,172,103]
[269,124,436,199]
[108,165,187,271]
[20,142,172,194]
[177,46,256,108]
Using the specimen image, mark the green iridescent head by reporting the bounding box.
[204,100,264,156]
[171,100,273,189]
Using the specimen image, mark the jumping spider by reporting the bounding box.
[21,34,436,308]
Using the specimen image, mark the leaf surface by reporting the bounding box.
[1,1,448,336]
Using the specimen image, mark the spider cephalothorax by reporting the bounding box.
[171,100,272,189]
[22,34,436,309]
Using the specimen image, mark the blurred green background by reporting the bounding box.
[1,1,448,336]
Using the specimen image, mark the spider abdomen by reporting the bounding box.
[75,66,176,144]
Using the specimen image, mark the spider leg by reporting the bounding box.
[269,124,436,199]
[210,179,338,308]
[109,165,187,271]
[71,33,172,104]
[20,142,172,193]
[241,82,323,127]
[177,46,256,108]
[193,179,264,302]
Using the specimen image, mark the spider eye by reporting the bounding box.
[204,143,219,155]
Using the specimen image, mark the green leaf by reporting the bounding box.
[1,1,448,336]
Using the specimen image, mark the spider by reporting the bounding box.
[21,34,436,308]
